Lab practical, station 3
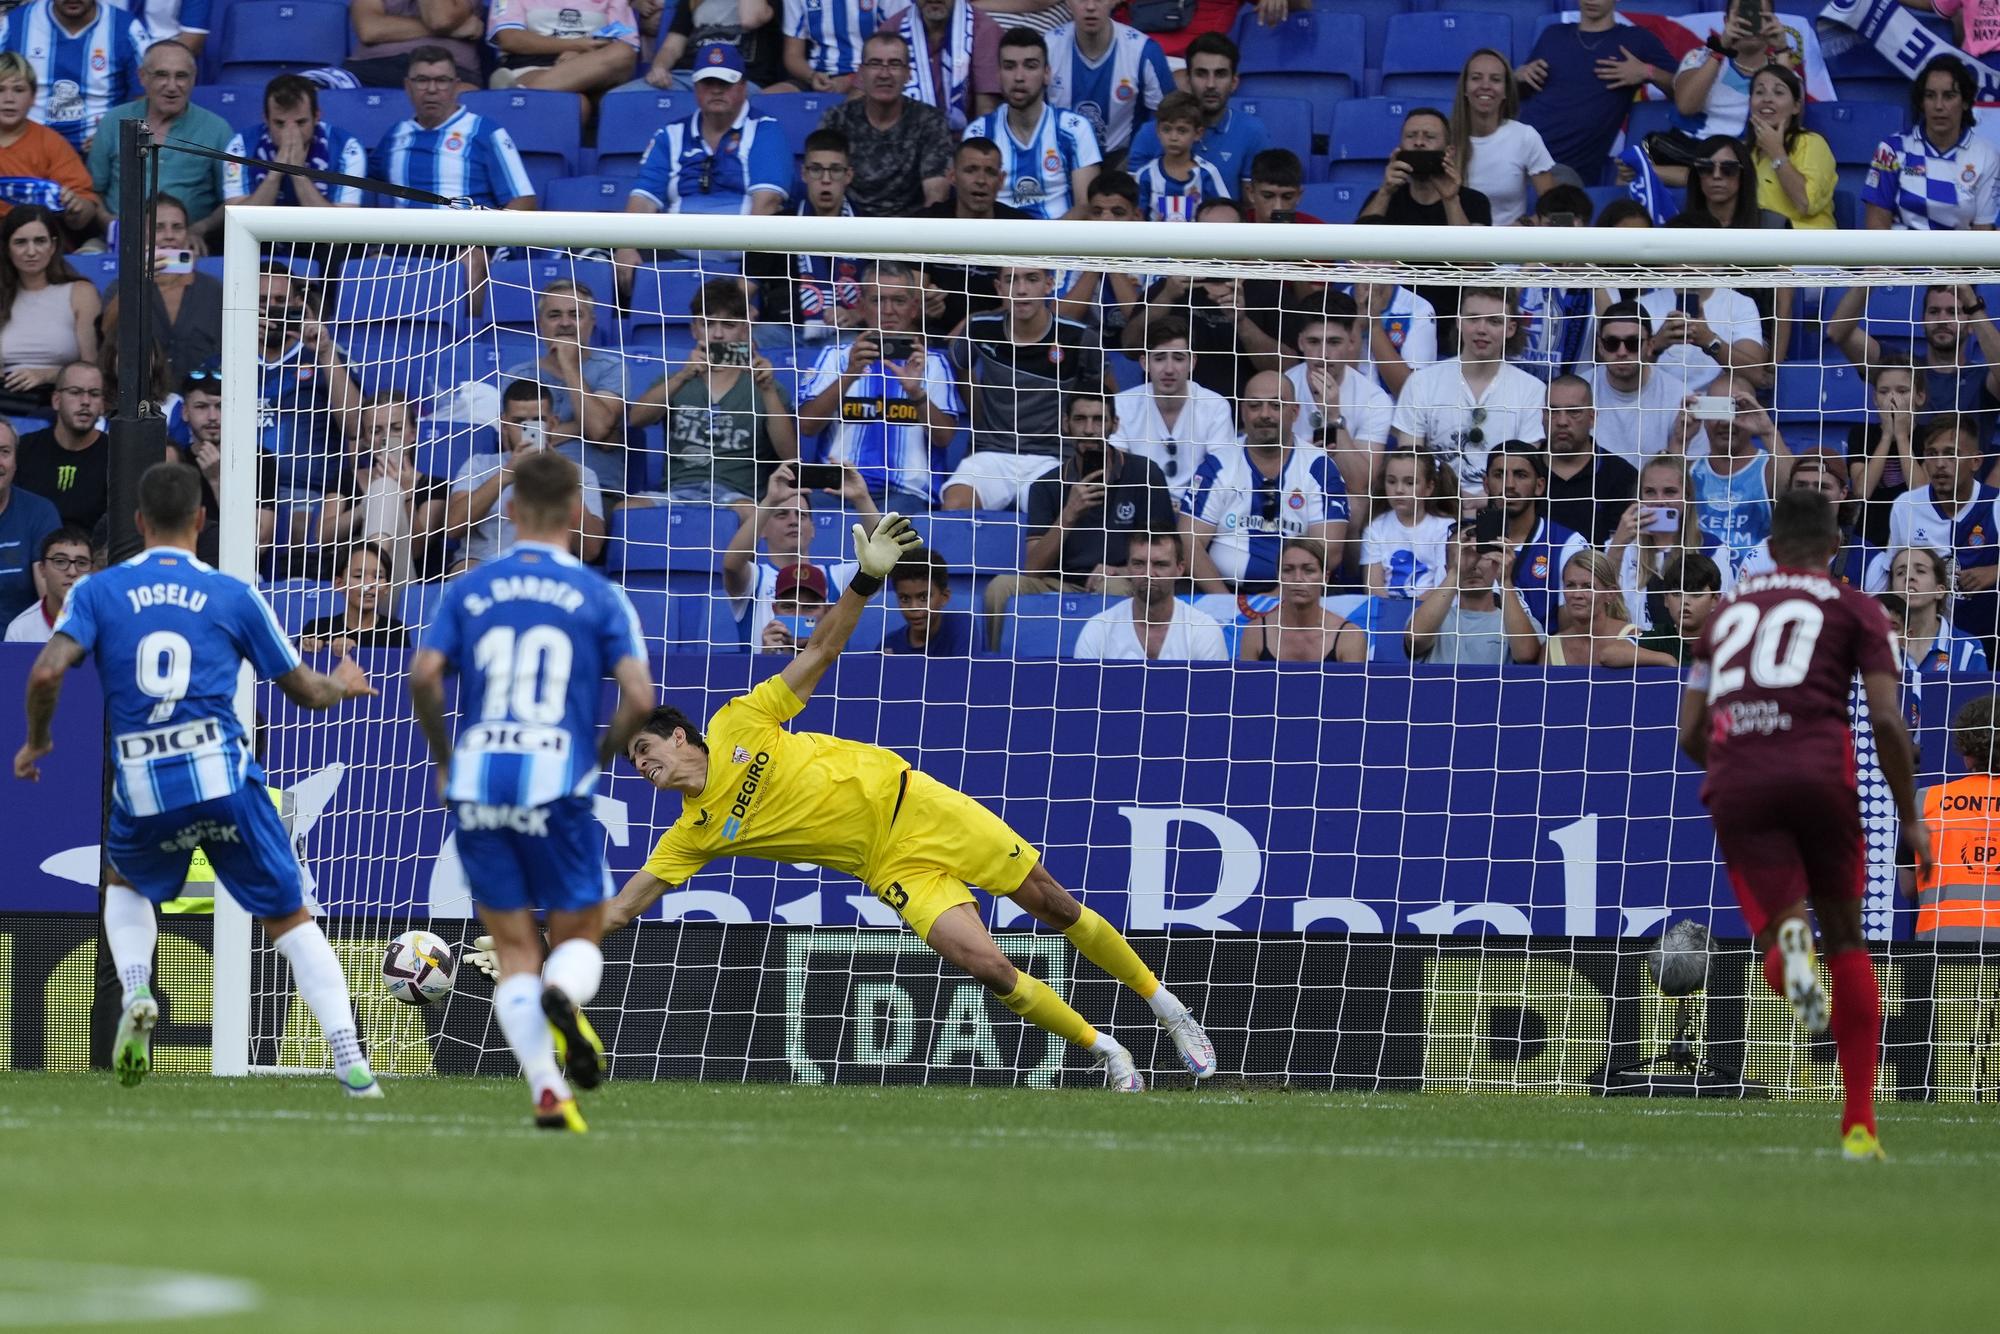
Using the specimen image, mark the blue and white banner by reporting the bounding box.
[1818,0,2000,123]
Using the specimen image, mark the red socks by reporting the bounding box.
[1827,950,1882,1137]
[1761,944,1785,998]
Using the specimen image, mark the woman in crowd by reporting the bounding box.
[1607,455,1736,632]
[298,541,408,653]
[1679,136,1776,229]
[1846,355,1926,549]
[1239,538,1368,663]
[1745,64,1835,230]
[0,203,96,408]
[1653,0,1791,185]
[98,193,221,390]
[1450,47,1556,228]
[1885,545,1989,672]
[1361,448,1455,600]
[1866,54,1999,230]
[1543,547,1680,667]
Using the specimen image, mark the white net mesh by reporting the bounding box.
[220,218,1999,1098]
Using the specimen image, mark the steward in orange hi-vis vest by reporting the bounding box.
[1915,694,2000,942]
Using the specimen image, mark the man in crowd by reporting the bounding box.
[1830,283,2000,441]
[1109,314,1234,502]
[740,128,864,348]
[1541,374,1637,547]
[783,0,874,93]
[1073,530,1228,661]
[1672,374,1790,571]
[2,523,85,642]
[1516,0,1674,181]
[884,549,968,655]
[224,74,369,209]
[962,28,1100,220]
[13,360,105,532]
[941,265,1100,511]
[381,46,537,211]
[1586,299,1720,469]
[798,258,961,513]
[722,461,879,647]
[1357,107,1491,227]
[346,0,484,91]
[1347,280,1438,398]
[257,265,362,494]
[87,40,229,245]
[1125,32,1268,191]
[297,541,407,652]
[486,0,639,102]
[1392,287,1545,499]
[639,0,789,90]
[1482,439,1589,637]
[169,371,278,566]
[1045,0,1171,162]
[0,0,144,151]
[1183,370,1350,593]
[983,389,1172,648]
[445,380,607,569]
[1129,266,1283,398]
[1405,528,1536,665]
[1886,418,1999,647]
[914,137,1028,336]
[0,422,59,624]
[817,30,952,217]
[1286,297,1394,501]
[503,280,631,495]
[883,0,1000,131]
[757,560,831,654]
[1244,149,1321,224]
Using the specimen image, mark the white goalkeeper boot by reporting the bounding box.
[1776,918,1829,1035]
[1092,1039,1145,1093]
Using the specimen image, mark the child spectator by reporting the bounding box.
[1130,91,1230,223]
[1607,454,1736,632]
[1846,355,1926,550]
[1635,550,1722,662]
[885,549,969,655]
[1362,448,1455,600]
[1884,544,1989,673]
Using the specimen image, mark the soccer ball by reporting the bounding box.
[382,930,456,1006]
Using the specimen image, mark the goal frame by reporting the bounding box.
[212,205,2000,1076]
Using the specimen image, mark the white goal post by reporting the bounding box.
[208,206,2000,1095]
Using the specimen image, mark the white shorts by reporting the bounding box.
[942,452,1061,511]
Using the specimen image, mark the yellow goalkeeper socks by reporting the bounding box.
[997,972,1098,1049]
[1063,907,1161,1000]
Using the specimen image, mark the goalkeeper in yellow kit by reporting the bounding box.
[608,513,1216,1091]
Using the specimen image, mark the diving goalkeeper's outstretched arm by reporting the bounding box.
[778,511,919,705]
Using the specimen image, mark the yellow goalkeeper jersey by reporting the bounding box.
[641,674,910,887]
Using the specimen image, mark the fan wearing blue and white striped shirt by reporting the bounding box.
[961,27,1099,221]
[782,0,878,91]
[379,46,536,210]
[1129,90,1229,223]
[0,0,144,151]
[1044,0,1170,158]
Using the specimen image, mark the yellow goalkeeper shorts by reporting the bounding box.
[863,771,1041,942]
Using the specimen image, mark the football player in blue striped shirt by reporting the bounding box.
[410,451,656,1132]
[16,462,383,1096]
[962,27,1100,220]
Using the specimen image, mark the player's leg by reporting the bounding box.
[921,899,1144,1092]
[260,906,381,1098]
[1804,809,1884,1160]
[1711,793,1825,1031]
[1009,862,1215,1077]
[476,901,583,1132]
[526,798,611,1093]
[97,846,166,1088]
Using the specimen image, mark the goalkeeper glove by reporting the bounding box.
[853,511,921,578]
[463,936,501,982]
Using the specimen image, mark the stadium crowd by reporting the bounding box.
[0,0,1994,667]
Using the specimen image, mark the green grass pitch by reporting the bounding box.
[1,1074,1993,1332]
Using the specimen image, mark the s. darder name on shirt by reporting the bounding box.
[125,583,209,614]
[464,576,585,616]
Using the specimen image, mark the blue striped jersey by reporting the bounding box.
[781,0,877,77]
[55,547,300,819]
[1044,20,1170,155]
[962,102,1101,220]
[1132,154,1230,222]
[380,107,534,208]
[0,0,145,149]
[630,107,791,214]
[1863,127,2000,232]
[225,120,368,205]
[418,542,647,809]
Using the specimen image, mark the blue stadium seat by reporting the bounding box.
[485,257,619,329]
[628,264,711,335]
[413,422,491,484]
[1860,285,1930,345]
[1429,0,1554,65]
[619,578,675,654]
[1001,593,1116,659]
[1805,101,1900,167]
[607,504,745,576]
[1612,0,1700,15]
[1300,181,1372,224]
[264,579,341,636]
[752,91,840,155]
[595,89,691,177]
[1230,95,1313,182]
[542,174,631,212]
[1234,11,1366,126]
[216,2,350,85]
[904,512,1024,575]
[1623,100,1676,149]
[1774,360,1869,426]
[394,581,451,637]
[1380,12,1514,101]
[1327,97,1421,186]
[318,88,415,159]
[461,90,583,193]
[1238,0,1402,86]
[333,255,467,331]
[76,252,118,292]
[192,83,266,134]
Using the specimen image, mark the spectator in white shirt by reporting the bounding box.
[1391,286,1546,498]
[1451,47,1556,227]
[1072,529,1228,661]
[1585,299,1719,469]
[1,524,86,642]
[1361,447,1456,599]
[1286,294,1394,499]
[1635,279,1768,390]
[1109,314,1234,501]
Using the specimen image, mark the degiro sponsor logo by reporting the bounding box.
[721,751,771,841]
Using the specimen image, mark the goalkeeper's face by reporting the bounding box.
[629,731,694,790]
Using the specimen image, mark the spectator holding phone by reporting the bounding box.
[1634,550,1723,662]
[723,460,880,647]
[97,192,220,389]
[1404,523,1541,664]
[1449,48,1555,228]
[444,379,608,570]
[1587,298,1720,470]
[632,277,795,504]
[297,541,407,653]
[758,561,832,654]
[1361,447,1455,600]
[1745,64,1834,229]
[1357,107,1492,228]
[1670,375,1791,569]
[1607,454,1736,631]
[317,389,450,583]
[1637,278,1769,389]
[502,279,631,495]
[1654,0,1791,185]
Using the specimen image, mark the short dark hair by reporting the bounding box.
[335,540,390,579]
[502,378,555,410]
[1249,148,1303,189]
[151,191,190,224]
[1142,313,1190,351]
[1154,90,1203,128]
[1952,693,1998,773]
[1535,184,1594,224]
[1922,415,1980,454]
[1134,529,1187,565]
[1486,438,1548,479]
[1087,170,1141,208]
[139,461,204,532]
[1767,488,1842,566]
[957,136,1001,162]
[1194,196,1242,222]
[1599,299,1645,328]
[891,548,951,593]
[998,26,1047,58]
[1183,31,1239,71]
[510,451,580,527]
[692,276,748,321]
[1594,198,1653,228]
[264,73,318,115]
[405,44,457,71]
[179,369,220,398]
[801,127,849,158]
[1290,291,1359,348]
[1403,106,1449,134]
[40,525,89,560]
[1658,551,1722,596]
[637,705,707,753]
[1065,388,1115,424]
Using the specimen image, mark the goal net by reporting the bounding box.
[213,210,2000,1100]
